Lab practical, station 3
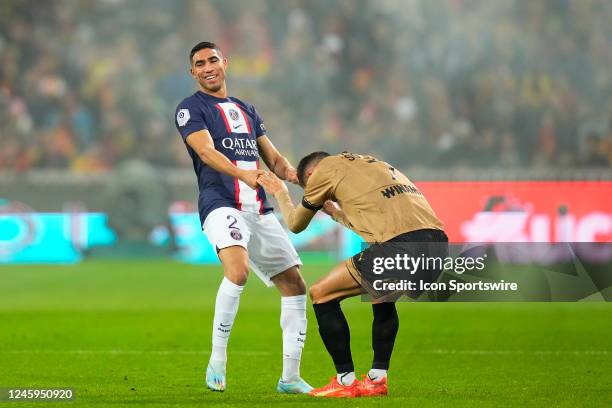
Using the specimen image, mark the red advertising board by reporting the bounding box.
[417,181,612,243]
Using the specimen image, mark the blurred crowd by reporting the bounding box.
[1,0,611,173]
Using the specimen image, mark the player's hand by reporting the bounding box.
[257,172,288,195]
[323,200,340,217]
[238,169,266,190]
[285,167,299,185]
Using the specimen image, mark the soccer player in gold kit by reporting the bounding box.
[258,151,448,398]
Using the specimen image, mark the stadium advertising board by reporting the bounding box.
[419,181,612,243]
[1,181,610,264]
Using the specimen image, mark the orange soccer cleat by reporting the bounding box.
[359,374,388,397]
[308,376,361,398]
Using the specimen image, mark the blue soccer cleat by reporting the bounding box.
[276,377,314,394]
[206,363,226,392]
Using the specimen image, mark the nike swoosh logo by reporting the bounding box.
[233,123,243,129]
[298,331,306,336]
[220,323,231,327]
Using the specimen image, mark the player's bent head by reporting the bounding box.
[297,151,330,187]
[189,41,223,65]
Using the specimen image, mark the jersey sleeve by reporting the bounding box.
[252,106,267,138]
[302,163,335,210]
[175,100,207,141]
[274,190,317,233]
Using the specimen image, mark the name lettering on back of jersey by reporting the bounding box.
[381,184,422,199]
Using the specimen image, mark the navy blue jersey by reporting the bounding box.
[175,91,273,225]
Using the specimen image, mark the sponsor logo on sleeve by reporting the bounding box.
[177,109,190,127]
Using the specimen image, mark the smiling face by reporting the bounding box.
[190,47,228,96]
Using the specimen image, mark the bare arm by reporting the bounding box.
[186,130,264,189]
[257,135,298,184]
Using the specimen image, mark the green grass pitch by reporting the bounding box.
[0,260,610,407]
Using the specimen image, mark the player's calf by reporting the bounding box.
[272,266,306,297]
[371,303,399,370]
[208,275,245,390]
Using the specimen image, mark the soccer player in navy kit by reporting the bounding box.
[174,42,312,394]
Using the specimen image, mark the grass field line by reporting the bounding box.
[2,349,609,356]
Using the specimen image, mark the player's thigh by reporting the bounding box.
[203,207,251,284]
[309,262,362,304]
[245,213,302,287]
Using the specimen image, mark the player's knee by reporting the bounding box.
[273,267,306,296]
[225,264,249,286]
[284,275,306,296]
[309,283,326,304]
[291,274,306,295]
[226,271,248,286]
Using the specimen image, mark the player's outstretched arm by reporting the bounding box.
[186,130,264,189]
[257,136,299,184]
[257,173,316,233]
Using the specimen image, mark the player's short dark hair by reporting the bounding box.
[189,41,222,64]
[297,151,330,187]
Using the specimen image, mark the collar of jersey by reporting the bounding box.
[197,90,230,102]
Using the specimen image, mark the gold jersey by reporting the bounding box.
[275,152,444,243]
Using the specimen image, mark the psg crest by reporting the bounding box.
[228,108,240,121]
[230,229,242,240]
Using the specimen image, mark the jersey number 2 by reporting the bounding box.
[226,215,239,230]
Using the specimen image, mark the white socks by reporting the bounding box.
[209,277,244,370]
[280,294,307,382]
[337,372,356,386]
[337,370,386,385]
[368,368,387,381]
[209,282,306,382]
